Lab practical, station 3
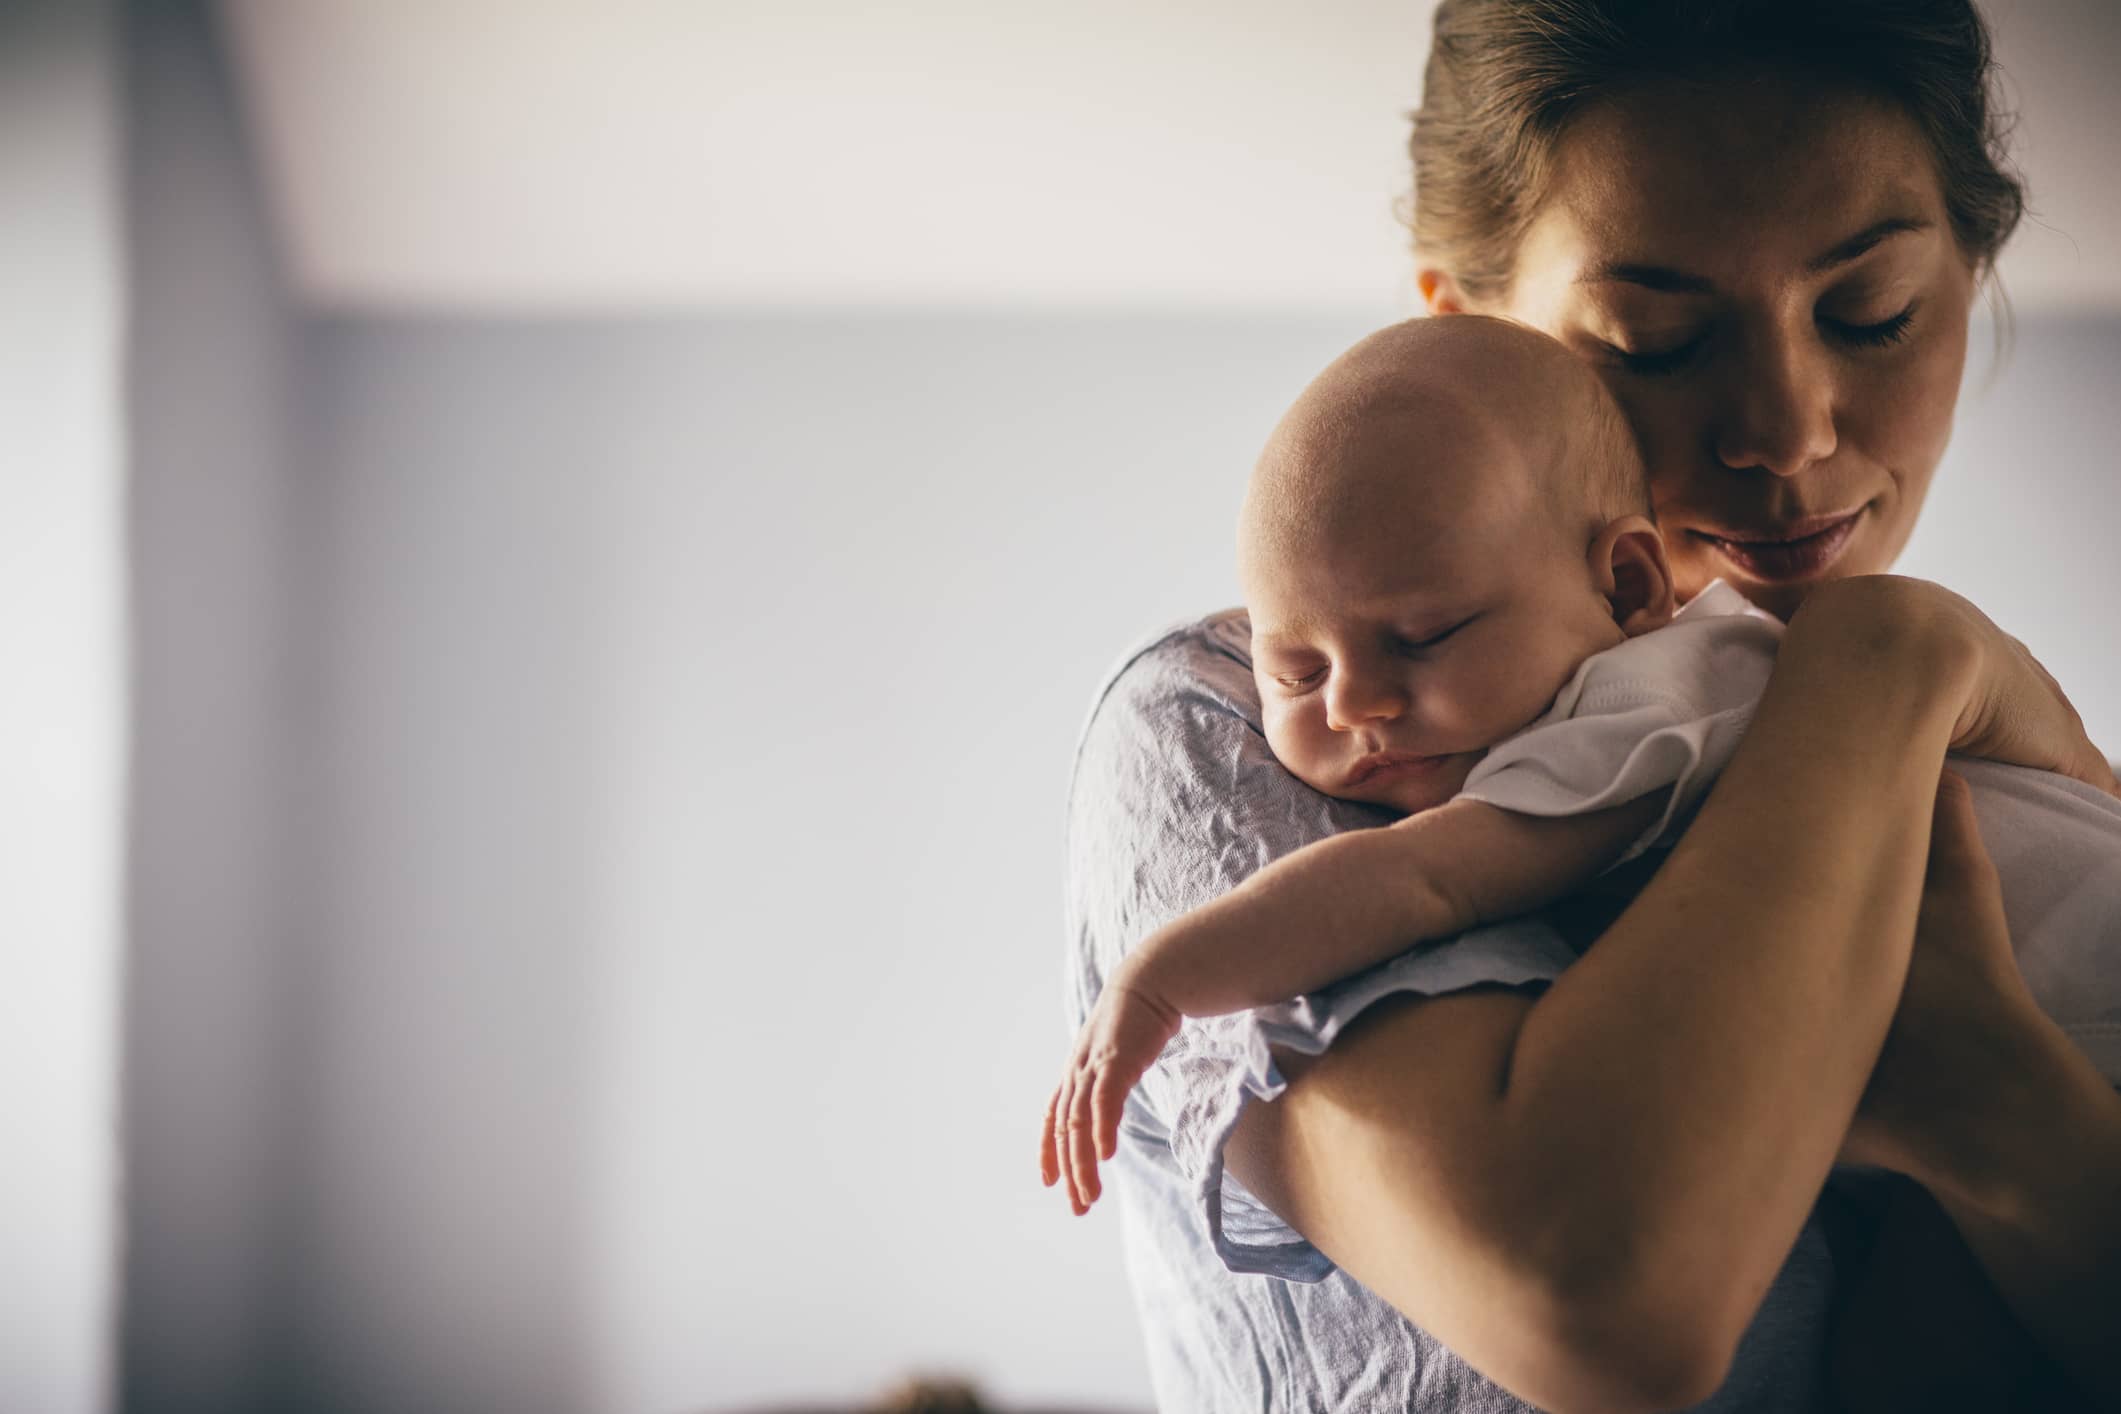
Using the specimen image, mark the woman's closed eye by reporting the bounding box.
[1611,330,1709,377]
[1611,301,1922,377]
[1822,300,1918,348]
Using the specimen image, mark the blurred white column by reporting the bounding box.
[0,1,127,1412]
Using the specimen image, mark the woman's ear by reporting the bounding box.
[1417,267,1473,316]
[1588,515,1678,636]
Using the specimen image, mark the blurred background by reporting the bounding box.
[4,0,2117,1410]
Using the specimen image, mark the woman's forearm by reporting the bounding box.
[1492,580,1976,1350]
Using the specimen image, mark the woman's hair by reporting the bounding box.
[1407,0,2026,303]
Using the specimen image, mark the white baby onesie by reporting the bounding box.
[1456,579,2121,1084]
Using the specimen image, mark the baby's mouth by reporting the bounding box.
[1345,750,1454,789]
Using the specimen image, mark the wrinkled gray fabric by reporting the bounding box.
[1063,609,1838,1412]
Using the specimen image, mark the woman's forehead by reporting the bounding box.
[1516,79,1951,293]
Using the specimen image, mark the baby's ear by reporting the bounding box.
[1590,516,1677,636]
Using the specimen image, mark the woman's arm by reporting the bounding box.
[1223,577,2057,1411]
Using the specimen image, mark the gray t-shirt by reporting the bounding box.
[1062,609,1847,1412]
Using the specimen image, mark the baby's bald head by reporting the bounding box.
[1237,316,1645,596]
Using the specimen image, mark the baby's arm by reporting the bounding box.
[1121,787,1673,1019]
[1042,788,1670,1210]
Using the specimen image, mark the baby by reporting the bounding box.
[1040,314,2121,1207]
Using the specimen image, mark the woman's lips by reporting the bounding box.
[1689,509,1864,583]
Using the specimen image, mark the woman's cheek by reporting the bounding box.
[1848,340,1962,570]
[1603,378,1700,505]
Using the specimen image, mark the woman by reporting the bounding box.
[1059,3,2121,1410]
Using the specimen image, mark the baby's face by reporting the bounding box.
[1246,402,1630,816]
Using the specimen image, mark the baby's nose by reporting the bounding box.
[1326,673,1409,730]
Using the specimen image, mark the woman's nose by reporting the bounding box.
[1711,329,1838,478]
[1325,672,1408,731]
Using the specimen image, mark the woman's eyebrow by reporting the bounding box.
[1805,215,1931,273]
[1576,215,1934,292]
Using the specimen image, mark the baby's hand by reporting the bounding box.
[1038,974,1183,1214]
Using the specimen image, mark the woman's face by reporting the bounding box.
[1440,77,1980,621]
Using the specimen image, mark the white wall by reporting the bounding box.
[285,309,2121,1414]
[0,2,126,1410]
[119,1,301,1409]
[1899,316,2121,756]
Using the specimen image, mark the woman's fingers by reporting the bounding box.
[1925,769,2001,900]
[1927,768,1977,862]
[1907,578,2114,794]
[1846,765,2043,1182]
[2011,639,2119,796]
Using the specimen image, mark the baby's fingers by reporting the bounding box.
[1039,1086,1063,1188]
[1067,1064,1104,1209]
[1091,1065,1129,1164]
[1053,1070,1084,1214]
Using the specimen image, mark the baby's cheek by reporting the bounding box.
[1262,709,1331,788]
[1496,643,1589,737]
[1258,706,1302,770]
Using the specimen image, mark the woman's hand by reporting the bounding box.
[1835,768,2121,1409]
[1836,769,2049,1185]
[1802,576,2119,798]
[1039,967,1182,1215]
[1829,771,2067,1409]
[1826,1174,2097,1414]
[1948,618,2119,799]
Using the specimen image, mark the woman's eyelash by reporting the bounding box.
[1615,336,1706,377]
[1825,302,1918,347]
[1613,301,1920,377]
[1273,668,1325,690]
